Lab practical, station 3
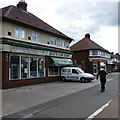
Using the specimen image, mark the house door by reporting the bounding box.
[93,62,98,74]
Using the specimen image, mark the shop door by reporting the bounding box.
[10,64,19,79]
[93,62,98,74]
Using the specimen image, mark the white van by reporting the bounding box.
[61,67,94,82]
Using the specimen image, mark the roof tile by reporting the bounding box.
[70,35,109,52]
[0,5,72,42]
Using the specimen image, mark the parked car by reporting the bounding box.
[61,67,94,82]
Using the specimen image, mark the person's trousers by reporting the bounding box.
[100,78,106,90]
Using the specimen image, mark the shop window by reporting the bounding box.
[10,56,20,80]
[32,32,40,43]
[21,56,29,78]
[15,27,26,39]
[30,57,37,78]
[49,67,59,76]
[38,58,44,77]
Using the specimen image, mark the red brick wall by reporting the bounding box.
[72,51,93,73]
[2,53,9,88]
[3,76,60,89]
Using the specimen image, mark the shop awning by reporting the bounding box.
[49,57,74,66]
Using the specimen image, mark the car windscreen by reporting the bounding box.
[77,69,85,73]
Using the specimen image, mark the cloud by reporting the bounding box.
[52,1,118,50]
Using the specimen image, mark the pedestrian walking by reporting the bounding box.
[96,66,108,92]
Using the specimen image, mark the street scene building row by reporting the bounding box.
[0,0,120,88]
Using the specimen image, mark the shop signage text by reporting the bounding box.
[1,44,72,58]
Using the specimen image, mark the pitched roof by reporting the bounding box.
[0,5,73,42]
[70,34,109,52]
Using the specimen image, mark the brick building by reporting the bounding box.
[111,53,120,72]
[0,0,74,88]
[70,34,111,75]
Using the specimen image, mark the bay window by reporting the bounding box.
[92,50,98,56]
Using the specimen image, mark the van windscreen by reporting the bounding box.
[77,69,84,73]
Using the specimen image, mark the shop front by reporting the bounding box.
[89,58,107,74]
[48,57,74,77]
[1,40,73,88]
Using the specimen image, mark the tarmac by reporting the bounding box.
[93,94,119,119]
[1,73,119,119]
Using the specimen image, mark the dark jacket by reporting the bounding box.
[96,69,108,80]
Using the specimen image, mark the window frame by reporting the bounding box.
[50,37,57,46]
[60,40,66,48]
[32,31,40,43]
[9,54,45,80]
[15,27,26,40]
[48,66,59,76]
[92,50,98,56]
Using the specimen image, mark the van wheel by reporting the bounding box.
[88,80,91,83]
[62,77,66,81]
[81,78,86,83]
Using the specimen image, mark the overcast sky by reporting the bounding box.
[1,0,119,53]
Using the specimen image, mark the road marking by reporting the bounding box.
[107,79,113,81]
[86,100,112,120]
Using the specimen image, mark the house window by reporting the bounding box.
[10,56,20,80]
[103,52,105,56]
[50,37,57,46]
[21,56,29,79]
[60,40,66,48]
[99,51,102,56]
[15,27,26,39]
[32,32,40,42]
[92,50,98,55]
[49,67,59,76]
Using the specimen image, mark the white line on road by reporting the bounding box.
[107,79,113,81]
[85,100,112,120]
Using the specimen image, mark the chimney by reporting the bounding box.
[17,0,27,11]
[85,33,90,39]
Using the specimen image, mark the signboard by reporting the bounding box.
[92,59,107,62]
[1,44,72,58]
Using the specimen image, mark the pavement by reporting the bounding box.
[2,79,100,116]
[1,72,119,119]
